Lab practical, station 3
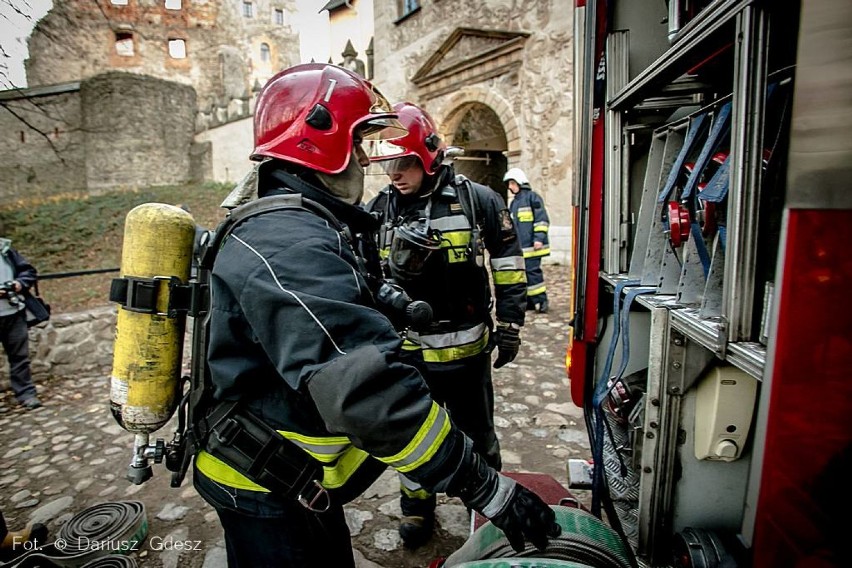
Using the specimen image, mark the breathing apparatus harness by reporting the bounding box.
[185,186,361,511]
[158,171,415,512]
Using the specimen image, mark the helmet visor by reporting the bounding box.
[365,139,421,176]
[357,116,408,141]
[379,155,421,175]
[367,138,410,161]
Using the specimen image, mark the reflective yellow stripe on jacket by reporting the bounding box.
[404,323,490,362]
[431,214,471,264]
[377,402,451,473]
[517,207,534,223]
[490,255,526,285]
[195,431,369,492]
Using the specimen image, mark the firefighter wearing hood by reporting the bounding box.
[367,102,528,549]
[191,66,558,566]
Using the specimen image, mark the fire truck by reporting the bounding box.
[565,0,852,566]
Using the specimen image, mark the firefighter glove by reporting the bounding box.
[449,449,560,552]
[492,322,521,369]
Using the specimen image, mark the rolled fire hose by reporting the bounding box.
[80,557,138,568]
[443,505,634,568]
[1,501,146,568]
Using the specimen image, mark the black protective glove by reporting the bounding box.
[492,322,521,369]
[448,450,561,552]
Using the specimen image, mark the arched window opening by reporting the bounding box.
[169,38,187,59]
[115,32,134,57]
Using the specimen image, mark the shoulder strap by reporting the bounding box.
[170,192,337,490]
[448,174,486,268]
[451,174,478,228]
[199,193,343,270]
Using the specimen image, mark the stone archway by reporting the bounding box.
[436,89,521,203]
[447,103,508,201]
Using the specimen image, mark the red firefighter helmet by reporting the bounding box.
[251,63,406,174]
[369,102,447,174]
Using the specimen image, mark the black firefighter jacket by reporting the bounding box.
[368,168,527,363]
[194,176,471,504]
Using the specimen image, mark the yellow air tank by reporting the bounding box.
[110,203,195,435]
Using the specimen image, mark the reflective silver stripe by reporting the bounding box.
[528,283,547,296]
[232,235,346,355]
[280,433,349,460]
[491,256,525,271]
[481,475,517,518]
[430,214,470,232]
[400,474,424,492]
[406,322,488,349]
[517,206,533,214]
[523,245,552,254]
[381,404,450,471]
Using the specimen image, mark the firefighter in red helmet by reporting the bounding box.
[367,102,528,548]
[192,65,558,566]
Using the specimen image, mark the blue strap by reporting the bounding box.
[698,154,731,203]
[613,287,656,384]
[682,103,732,200]
[591,281,655,517]
[658,113,709,204]
[591,280,637,516]
[690,222,712,277]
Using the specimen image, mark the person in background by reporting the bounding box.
[504,168,551,313]
[367,102,527,548]
[0,225,41,410]
[191,64,559,567]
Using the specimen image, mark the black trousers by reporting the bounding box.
[194,467,355,568]
[0,311,36,403]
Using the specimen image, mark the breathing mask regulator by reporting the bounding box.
[387,216,442,282]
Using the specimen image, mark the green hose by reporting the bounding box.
[444,505,633,568]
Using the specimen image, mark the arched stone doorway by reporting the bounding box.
[445,102,509,203]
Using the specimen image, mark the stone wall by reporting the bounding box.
[0,85,87,201]
[0,307,197,395]
[193,116,255,183]
[82,73,197,191]
[0,73,199,199]
[0,307,116,392]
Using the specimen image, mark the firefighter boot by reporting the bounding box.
[399,493,437,549]
[537,299,549,314]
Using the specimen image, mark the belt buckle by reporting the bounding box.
[297,480,330,513]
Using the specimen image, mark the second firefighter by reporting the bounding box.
[367,102,527,548]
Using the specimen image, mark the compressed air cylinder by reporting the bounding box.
[110,203,195,434]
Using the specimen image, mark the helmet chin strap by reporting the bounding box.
[316,156,366,205]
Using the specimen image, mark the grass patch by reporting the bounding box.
[0,182,233,313]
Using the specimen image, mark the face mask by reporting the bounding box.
[316,152,366,205]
